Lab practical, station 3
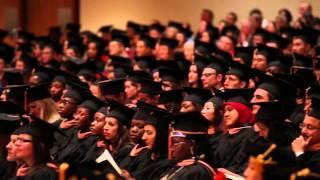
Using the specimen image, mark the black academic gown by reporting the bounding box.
[0,149,16,180]
[211,128,254,174]
[9,165,57,180]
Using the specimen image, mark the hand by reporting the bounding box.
[16,164,30,177]
[130,144,148,157]
[60,120,78,129]
[46,163,58,171]
[121,169,135,180]
[97,140,106,148]
[291,135,311,153]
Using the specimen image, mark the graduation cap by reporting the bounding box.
[206,96,223,110]
[2,69,24,85]
[291,53,313,70]
[254,44,282,63]
[134,56,156,71]
[78,97,104,115]
[183,87,213,106]
[159,67,185,84]
[149,23,165,33]
[234,47,255,66]
[194,54,211,72]
[98,25,113,33]
[127,21,142,33]
[106,100,135,128]
[139,35,157,48]
[126,70,152,84]
[32,66,56,83]
[13,115,65,148]
[0,101,25,134]
[110,29,130,47]
[97,78,125,95]
[63,87,86,104]
[139,77,162,95]
[135,101,170,125]
[254,101,294,124]
[169,111,210,134]
[179,27,193,39]
[293,28,319,46]
[155,60,179,69]
[226,61,255,83]
[158,38,179,49]
[267,32,291,49]
[108,55,132,68]
[17,31,35,43]
[222,88,254,107]
[158,89,184,104]
[66,23,81,33]
[221,25,240,37]
[168,21,183,31]
[211,45,233,63]
[205,59,229,75]
[26,84,51,103]
[194,40,214,56]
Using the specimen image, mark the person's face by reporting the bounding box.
[171,136,192,161]
[58,97,77,118]
[251,54,268,71]
[224,74,245,89]
[6,135,18,161]
[201,10,212,23]
[50,81,64,100]
[201,68,218,88]
[180,101,197,113]
[292,38,310,55]
[73,107,91,129]
[28,75,41,86]
[299,2,311,17]
[183,43,194,61]
[41,47,54,64]
[200,31,211,43]
[300,115,320,145]
[87,42,98,59]
[136,40,150,57]
[226,13,236,25]
[130,119,146,144]
[217,36,233,52]
[32,44,42,58]
[65,48,77,58]
[108,41,123,56]
[124,81,140,99]
[103,117,119,141]
[253,122,269,139]
[223,104,239,128]
[201,102,216,122]
[251,88,270,115]
[28,101,41,118]
[15,134,34,161]
[188,65,199,85]
[252,35,264,47]
[165,27,177,39]
[161,81,176,91]
[15,60,25,71]
[89,84,103,99]
[243,160,264,180]
[149,29,161,39]
[136,93,155,105]
[157,45,170,60]
[90,112,106,135]
[142,124,156,149]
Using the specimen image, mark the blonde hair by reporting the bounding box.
[33,98,61,123]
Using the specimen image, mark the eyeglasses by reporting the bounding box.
[299,123,320,131]
[16,137,33,144]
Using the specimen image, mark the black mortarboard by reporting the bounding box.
[194,40,214,56]
[135,101,170,125]
[158,38,179,49]
[0,29,8,39]
[97,78,125,95]
[106,100,135,128]
[98,25,113,33]
[183,87,213,106]
[108,55,132,68]
[179,27,193,39]
[267,32,291,49]
[32,66,56,83]
[291,53,313,70]
[158,89,184,104]
[211,45,233,63]
[293,28,319,46]
[26,84,51,103]
[255,44,281,62]
[226,60,255,83]
[254,101,293,124]
[205,59,229,74]
[155,60,179,69]
[206,96,223,110]
[127,21,142,33]
[139,77,162,95]
[221,25,240,37]
[2,70,24,85]
[159,68,185,84]
[193,54,211,73]
[223,89,254,106]
[110,29,130,47]
[78,97,103,115]
[0,101,25,133]
[66,23,81,33]
[169,111,209,134]
[139,35,157,48]
[17,31,35,43]
[126,70,152,83]
[13,115,64,148]
[149,23,165,33]
[135,56,156,71]
[234,47,254,66]
[168,21,183,31]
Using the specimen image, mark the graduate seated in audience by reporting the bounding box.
[124,111,216,179]
[9,117,60,179]
[180,87,212,113]
[211,92,255,174]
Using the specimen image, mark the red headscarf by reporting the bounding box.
[224,102,255,126]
